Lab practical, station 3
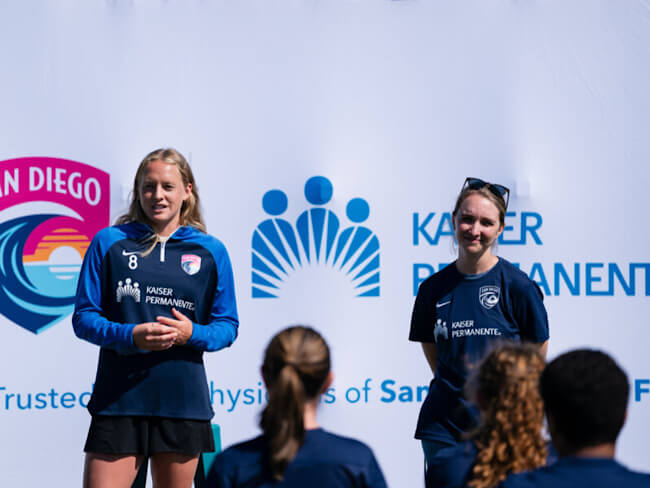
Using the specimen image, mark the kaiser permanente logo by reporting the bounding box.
[412,211,650,297]
[252,176,380,298]
[0,157,110,334]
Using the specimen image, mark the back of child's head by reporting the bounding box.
[540,348,629,452]
[467,342,547,488]
[260,326,331,481]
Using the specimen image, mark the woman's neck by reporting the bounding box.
[456,251,499,275]
[303,398,320,430]
[149,220,181,237]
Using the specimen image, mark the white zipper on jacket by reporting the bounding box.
[160,239,167,262]
[158,234,171,263]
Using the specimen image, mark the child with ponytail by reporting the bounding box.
[208,326,387,487]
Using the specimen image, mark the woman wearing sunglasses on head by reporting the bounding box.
[409,178,549,466]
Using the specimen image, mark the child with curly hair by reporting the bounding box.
[426,342,550,488]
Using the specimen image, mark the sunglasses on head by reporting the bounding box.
[462,177,510,210]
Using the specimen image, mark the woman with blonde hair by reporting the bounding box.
[409,177,549,463]
[208,326,387,488]
[426,342,550,488]
[74,148,238,487]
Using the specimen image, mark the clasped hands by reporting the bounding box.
[132,308,193,351]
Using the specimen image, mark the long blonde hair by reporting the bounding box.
[260,326,331,481]
[467,343,547,488]
[116,148,206,233]
[116,149,206,254]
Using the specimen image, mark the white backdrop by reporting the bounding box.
[1,1,649,487]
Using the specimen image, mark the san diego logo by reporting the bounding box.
[479,285,500,309]
[252,176,380,298]
[0,157,110,334]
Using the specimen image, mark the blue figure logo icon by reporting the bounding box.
[252,176,380,298]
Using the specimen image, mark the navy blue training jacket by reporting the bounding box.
[73,221,238,420]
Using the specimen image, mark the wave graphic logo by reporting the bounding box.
[0,157,110,334]
[252,176,379,298]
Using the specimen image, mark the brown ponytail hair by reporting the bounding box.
[260,326,331,481]
[466,343,547,488]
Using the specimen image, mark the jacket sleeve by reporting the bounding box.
[187,238,239,352]
[72,230,138,353]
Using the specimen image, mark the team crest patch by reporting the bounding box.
[479,285,500,309]
[181,254,201,275]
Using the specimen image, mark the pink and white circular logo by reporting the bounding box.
[0,157,110,334]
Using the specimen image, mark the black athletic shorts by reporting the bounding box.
[84,415,215,456]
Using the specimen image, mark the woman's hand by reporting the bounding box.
[157,308,193,346]
[133,322,178,350]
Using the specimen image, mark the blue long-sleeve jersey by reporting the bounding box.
[73,221,239,420]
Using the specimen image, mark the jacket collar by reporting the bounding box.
[120,221,199,241]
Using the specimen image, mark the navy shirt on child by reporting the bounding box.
[426,440,558,488]
[500,457,650,488]
[207,428,387,488]
[409,258,549,443]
